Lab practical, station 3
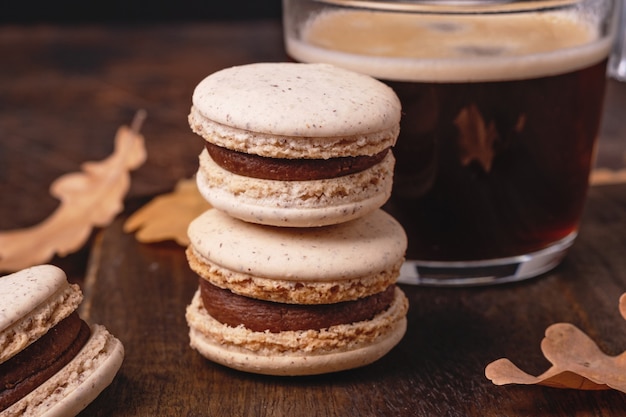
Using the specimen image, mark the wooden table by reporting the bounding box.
[1,21,626,416]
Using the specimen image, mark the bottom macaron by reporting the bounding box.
[184,208,409,375]
[185,285,408,376]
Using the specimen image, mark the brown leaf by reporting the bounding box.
[485,359,609,390]
[590,168,626,185]
[0,111,147,272]
[454,104,498,172]
[124,178,211,246]
[485,294,626,393]
[620,293,626,320]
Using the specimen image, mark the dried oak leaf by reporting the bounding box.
[485,293,626,392]
[590,168,626,185]
[0,113,147,272]
[123,178,211,246]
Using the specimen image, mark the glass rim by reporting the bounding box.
[309,0,593,14]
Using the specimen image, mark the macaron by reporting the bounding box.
[188,62,401,227]
[0,265,124,416]
[185,208,408,376]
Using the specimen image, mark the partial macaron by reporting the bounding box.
[185,208,408,376]
[0,265,124,416]
[189,62,401,227]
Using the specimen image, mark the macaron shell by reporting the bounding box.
[0,265,83,363]
[188,105,399,159]
[187,208,407,282]
[186,287,408,376]
[195,149,394,227]
[4,324,125,417]
[191,63,401,138]
[0,264,69,332]
[187,245,402,304]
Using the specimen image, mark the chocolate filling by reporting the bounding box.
[0,312,91,412]
[206,142,389,181]
[199,279,395,333]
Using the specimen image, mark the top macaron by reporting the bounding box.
[189,62,402,227]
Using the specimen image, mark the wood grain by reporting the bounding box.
[1,21,626,416]
[76,184,626,416]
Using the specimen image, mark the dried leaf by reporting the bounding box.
[619,293,626,320]
[124,178,211,246]
[485,293,626,393]
[454,104,498,173]
[0,111,147,272]
[590,168,626,185]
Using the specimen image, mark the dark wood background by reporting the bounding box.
[1,14,626,417]
[1,0,282,23]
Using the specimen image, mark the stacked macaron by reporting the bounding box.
[0,264,124,416]
[185,62,409,376]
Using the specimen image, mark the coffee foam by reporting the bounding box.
[287,9,612,82]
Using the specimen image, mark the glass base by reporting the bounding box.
[397,232,577,286]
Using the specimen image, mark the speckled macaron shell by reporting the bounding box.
[188,207,407,282]
[0,264,83,363]
[186,245,401,305]
[189,62,401,159]
[4,325,125,417]
[195,148,395,227]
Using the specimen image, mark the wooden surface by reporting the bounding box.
[1,21,626,416]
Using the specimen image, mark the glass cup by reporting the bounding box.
[609,0,626,80]
[283,0,618,286]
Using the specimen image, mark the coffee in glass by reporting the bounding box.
[283,0,618,285]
